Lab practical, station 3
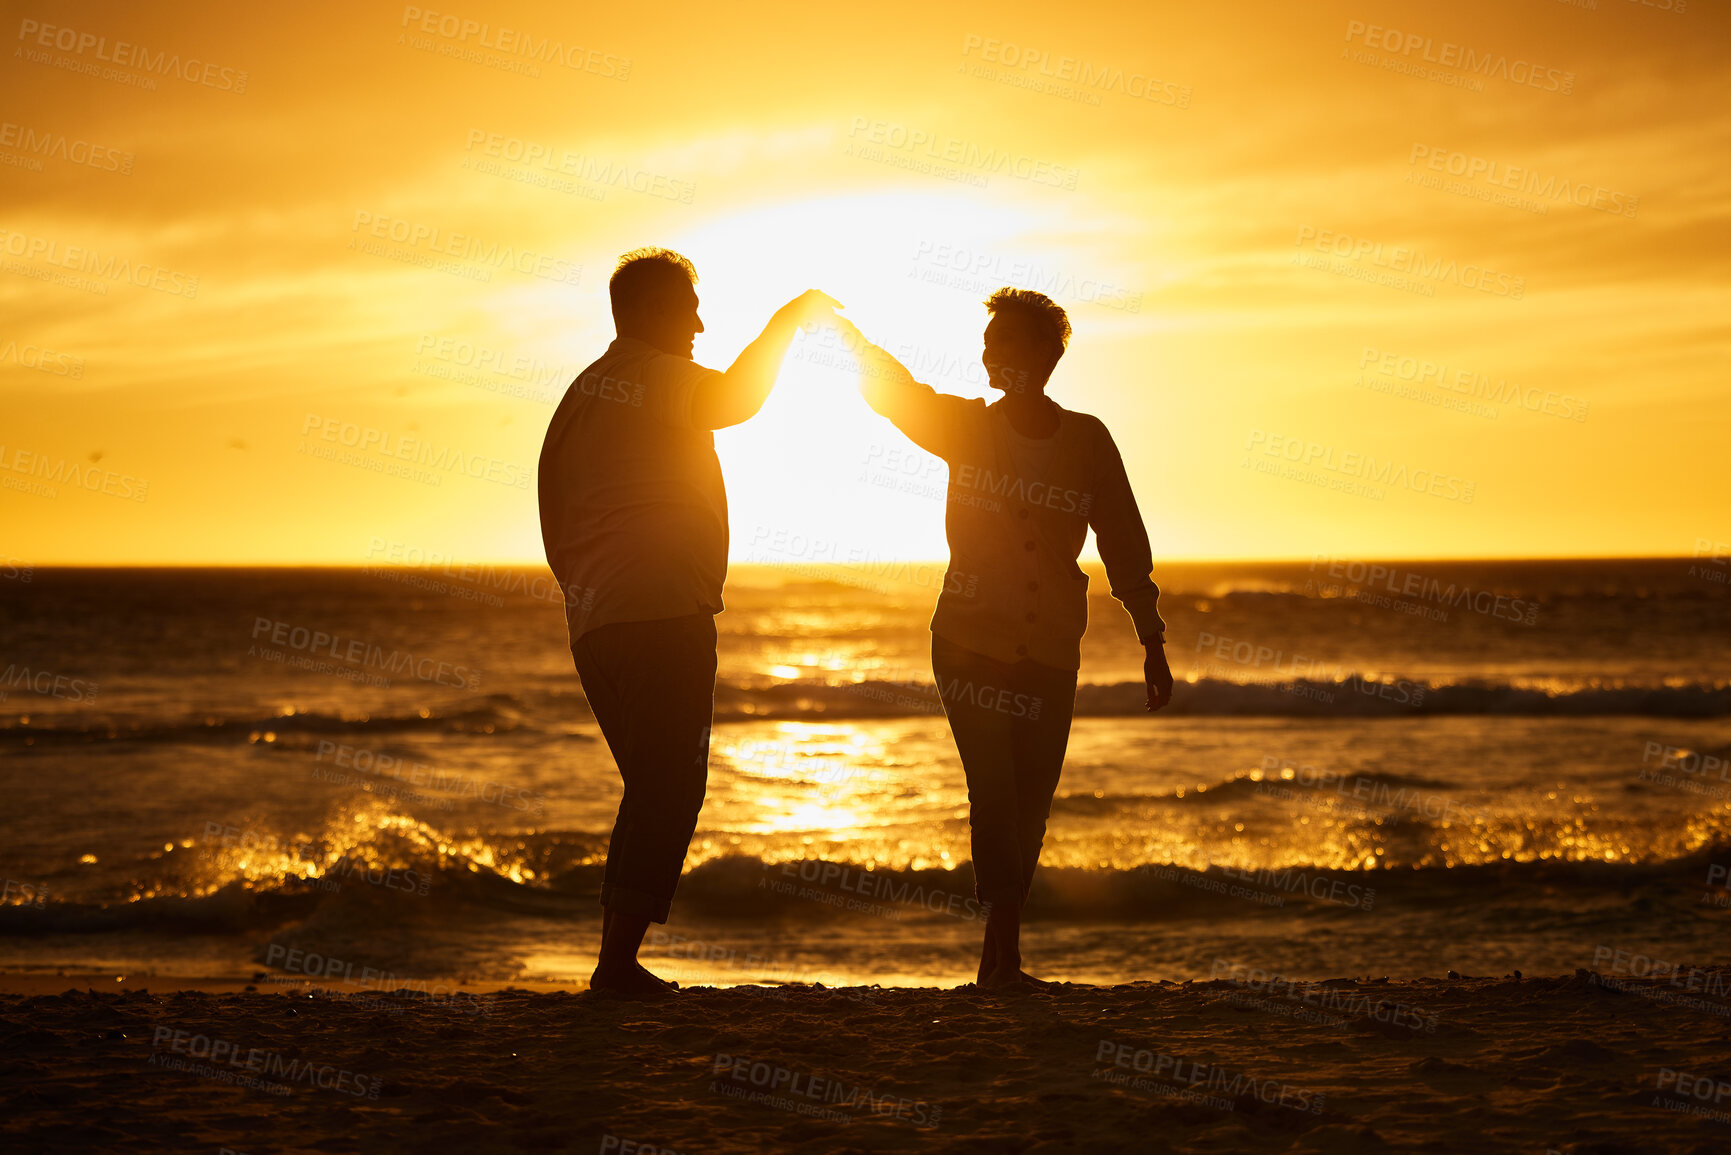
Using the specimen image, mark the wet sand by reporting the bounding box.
[4,970,1729,1153]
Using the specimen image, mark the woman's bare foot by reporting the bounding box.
[977,936,999,984]
[590,961,678,999]
[978,963,1053,990]
[977,899,1024,986]
[983,962,1031,990]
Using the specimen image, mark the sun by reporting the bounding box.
[657,191,1042,565]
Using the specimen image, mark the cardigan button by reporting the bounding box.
[1015,644,1028,657]
[1025,611,1037,623]
[1023,540,1036,551]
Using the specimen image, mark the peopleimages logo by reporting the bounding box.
[773,859,990,921]
[1343,20,1575,95]
[398,6,632,79]
[16,18,250,92]
[1358,346,1587,422]
[0,121,133,174]
[710,1054,942,1128]
[1244,429,1476,504]
[911,240,1142,312]
[960,33,1192,108]
[0,444,149,502]
[299,413,532,490]
[149,1028,381,1098]
[249,617,481,690]
[1407,145,1636,219]
[413,335,567,388]
[1307,556,1541,626]
[348,212,582,286]
[849,119,1080,190]
[314,739,547,816]
[0,664,99,703]
[1257,755,1486,825]
[1295,226,1523,300]
[1094,1040,1326,1113]
[462,130,695,204]
[0,338,84,377]
[951,462,1091,516]
[0,228,199,298]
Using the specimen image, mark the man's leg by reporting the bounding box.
[597,911,654,981]
[573,633,658,986]
[593,614,716,919]
[574,613,717,995]
[576,642,634,941]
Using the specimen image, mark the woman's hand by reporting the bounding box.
[828,318,913,384]
[1143,641,1174,713]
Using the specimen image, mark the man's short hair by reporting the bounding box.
[610,247,698,316]
[984,288,1071,362]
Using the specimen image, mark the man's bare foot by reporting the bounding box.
[978,964,1052,990]
[590,961,678,999]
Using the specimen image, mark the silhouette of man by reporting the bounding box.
[539,247,838,997]
[835,289,1173,988]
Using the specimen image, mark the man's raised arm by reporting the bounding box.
[689,290,841,429]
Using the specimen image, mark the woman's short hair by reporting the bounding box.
[984,287,1071,361]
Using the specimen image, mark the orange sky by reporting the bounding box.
[2,0,1726,565]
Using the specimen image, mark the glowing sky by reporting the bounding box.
[2,0,1726,564]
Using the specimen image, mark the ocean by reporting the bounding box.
[1,558,1728,990]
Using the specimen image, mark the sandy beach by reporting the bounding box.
[5,969,1729,1153]
[7,0,1728,1148]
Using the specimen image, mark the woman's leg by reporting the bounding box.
[1009,660,1079,906]
[932,634,1027,986]
[965,658,1081,989]
[980,897,1023,986]
[970,659,1076,989]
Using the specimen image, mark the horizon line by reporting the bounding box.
[8,553,1716,569]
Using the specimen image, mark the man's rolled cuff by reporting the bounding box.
[601,882,674,924]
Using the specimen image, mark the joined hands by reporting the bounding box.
[774,298,911,384]
[778,289,845,331]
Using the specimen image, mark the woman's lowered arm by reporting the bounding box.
[1087,423,1174,712]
